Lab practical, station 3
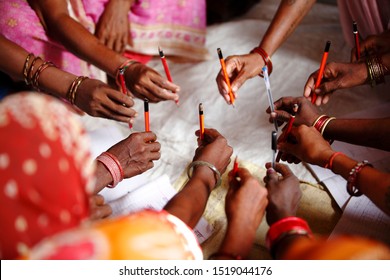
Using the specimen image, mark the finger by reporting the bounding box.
[106,37,115,51]
[91,194,105,206]
[303,73,317,98]
[216,70,231,104]
[148,141,161,153]
[142,131,158,143]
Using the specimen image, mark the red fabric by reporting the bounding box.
[0,93,95,259]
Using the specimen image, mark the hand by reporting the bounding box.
[278,125,334,167]
[95,0,132,53]
[303,62,368,106]
[193,128,233,176]
[124,62,180,103]
[107,131,161,178]
[263,163,301,225]
[268,96,321,127]
[351,29,390,62]
[89,194,112,220]
[225,167,268,232]
[216,53,263,104]
[76,78,136,124]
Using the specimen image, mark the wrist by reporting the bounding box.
[187,161,222,191]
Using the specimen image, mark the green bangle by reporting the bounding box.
[187,160,222,189]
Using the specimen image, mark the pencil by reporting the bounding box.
[276,114,295,162]
[144,98,150,132]
[158,46,179,105]
[217,48,235,106]
[199,103,204,140]
[232,155,239,177]
[353,21,360,60]
[262,65,278,131]
[311,41,331,104]
[271,131,277,169]
[119,68,132,129]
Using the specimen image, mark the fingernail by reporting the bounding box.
[232,86,238,92]
[267,168,275,174]
[315,89,321,94]
[271,112,277,118]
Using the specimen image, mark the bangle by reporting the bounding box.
[27,56,41,86]
[320,116,336,135]
[187,160,221,189]
[96,152,124,188]
[66,76,88,105]
[208,252,242,260]
[250,47,273,77]
[366,55,386,87]
[31,61,56,91]
[324,151,344,169]
[346,160,372,196]
[115,59,137,87]
[22,53,34,85]
[266,217,312,258]
[312,115,335,143]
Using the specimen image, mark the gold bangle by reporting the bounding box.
[23,53,34,85]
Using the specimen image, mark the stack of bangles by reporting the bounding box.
[346,160,372,197]
[115,59,137,88]
[23,53,56,91]
[266,216,313,259]
[312,114,336,143]
[96,152,124,188]
[366,54,388,87]
[250,47,273,77]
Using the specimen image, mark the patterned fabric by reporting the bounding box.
[338,0,390,47]
[80,0,209,60]
[0,93,95,259]
[0,0,208,80]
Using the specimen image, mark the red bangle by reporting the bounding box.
[96,152,124,188]
[346,160,372,196]
[266,217,312,253]
[115,59,137,87]
[324,152,344,169]
[312,115,328,132]
[250,47,273,77]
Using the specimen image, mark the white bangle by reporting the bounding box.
[187,160,222,188]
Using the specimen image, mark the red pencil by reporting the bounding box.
[119,68,132,129]
[217,48,235,106]
[199,103,204,140]
[158,46,179,105]
[311,41,331,104]
[353,21,360,60]
[276,115,295,162]
[144,98,150,132]
[232,155,239,177]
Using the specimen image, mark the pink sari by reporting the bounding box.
[338,0,390,47]
[0,0,208,79]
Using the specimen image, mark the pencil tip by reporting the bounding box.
[158,46,164,57]
[217,48,223,59]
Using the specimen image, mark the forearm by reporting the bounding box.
[259,0,315,55]
[164,167,215,228]
[94,161,116,194]
[323,118,390,151]
[331,155,390,215]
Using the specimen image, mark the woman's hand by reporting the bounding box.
[89,194,112,220]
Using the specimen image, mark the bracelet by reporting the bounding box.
[115,59,137,87]
[346,160,372,196]
[366,55,386,87]
[208,252,242,260]
[266,216,312,258]
[312,115,335,143]
[320,116,336,135]
[66,76,88,105]
[187,160,222,189]
[23,53,34,85]
[250,47,273,77]
[31,61,56,91]
[96,152,124,188]
[324,151,344,169]
[27,56,41,86]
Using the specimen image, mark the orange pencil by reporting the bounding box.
[311,41,331,104]
[144,98,150,132]
[217,48,235,106]
[199,103,204,140]
[276,114,295,162]
[353,21,360,60]
[119,68,132,129]
[159,46,179,105]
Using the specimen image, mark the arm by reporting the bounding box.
[0,34,136,122]
[30,0,180,102]
[164,128,233,228]
[278,125,390,215]
[211,168,268,259]
[216,0,315,101]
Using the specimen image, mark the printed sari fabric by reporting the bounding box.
[0,93,95,259]
[338,0,390,47]
[0,0,208,80]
